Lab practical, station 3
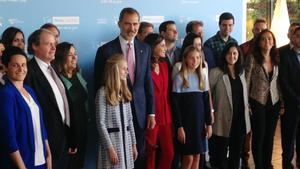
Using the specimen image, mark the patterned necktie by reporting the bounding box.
[48,65,70,126]
[127,43,135,84]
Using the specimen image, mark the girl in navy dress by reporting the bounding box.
[172,45,212,169]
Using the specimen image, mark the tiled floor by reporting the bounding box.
[248,120,299,169]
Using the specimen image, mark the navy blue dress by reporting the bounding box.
[172,73,212,155]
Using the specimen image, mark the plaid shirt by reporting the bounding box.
[204,31,237,66]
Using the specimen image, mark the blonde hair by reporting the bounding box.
[180,45,205,90]
[104,54,132,106]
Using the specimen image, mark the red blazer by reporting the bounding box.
[152,61,172,125]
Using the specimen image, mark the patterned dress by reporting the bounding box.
[172,73,212,155]
[95,87,136,169]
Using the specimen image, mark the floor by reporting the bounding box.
[248,120,299,169]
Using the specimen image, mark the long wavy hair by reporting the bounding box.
[252,29,279,66]
[104,54,132,106]
[180,45,205,90]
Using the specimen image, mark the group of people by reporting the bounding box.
[0,24,88,169]
[0,6,300,169]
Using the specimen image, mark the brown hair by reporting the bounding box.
[54,42,80,76]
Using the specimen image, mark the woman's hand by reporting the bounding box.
[206,125,212,139]
[132,144,138,161]
[177,127,186,144]
[108,147,119,165]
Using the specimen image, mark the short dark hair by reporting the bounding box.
[40,23,60,35]
[144,33,165,67]
[219,42,243,75]
[1,46,27,67]
[254,18,267,26]
[119,7,140,22]
[219,12,235,25]
[1,26,25,48]
[185,20,203,34]
[159,20,175,33]
[290,22,300,29]
[27,29,54,55]
[138,22,154,34]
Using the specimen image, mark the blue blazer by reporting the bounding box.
[0,80,48,169]
[94,37,154,129]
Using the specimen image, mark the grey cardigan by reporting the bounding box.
[209,68,251,137]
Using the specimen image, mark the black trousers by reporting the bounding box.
[214,127,245,169]
[250,98,280,169]
[133,125,146,169]
[296,122,300,158]
[281,104,300,169]
[52,136,69,169]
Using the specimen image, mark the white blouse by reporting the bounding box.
[21,93,45,166]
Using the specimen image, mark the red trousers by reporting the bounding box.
[145,124,174,169]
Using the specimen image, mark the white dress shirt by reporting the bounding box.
[34,56,66,122]
[21,93,45,166]
[119,35,136,68]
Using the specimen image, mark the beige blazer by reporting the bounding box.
[209,68,251,137]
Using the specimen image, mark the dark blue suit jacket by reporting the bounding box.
[279,46,300,110]
[0,80,47,169]
[94,37,154,129]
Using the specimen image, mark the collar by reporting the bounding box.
[119,35,134,45]
[34,56,51,70]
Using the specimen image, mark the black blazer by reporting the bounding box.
[94,37,154,129]
[25,58,75,160]
[279,47,300,110]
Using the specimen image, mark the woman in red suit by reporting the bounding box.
[144,33,174,169]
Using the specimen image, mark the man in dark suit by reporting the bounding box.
[279,26,300,169]
[94,7,155,169]
[25,29,77,169]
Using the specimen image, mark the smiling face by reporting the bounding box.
[225,46,239,66]
[118,13,140,42]
[219,19,234,38]
[118,60,128,81]
[185,50,201,71]
[33,31,56,64]
[6,54,27,82]
[64,46,78,72]
[259,31,274,52]
[153,39,166,58]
